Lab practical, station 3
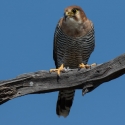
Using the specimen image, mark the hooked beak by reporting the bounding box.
[64,11,74,20]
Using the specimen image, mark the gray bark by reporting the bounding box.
[0,53,125,105]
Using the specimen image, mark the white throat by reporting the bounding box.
[65,17,83,30]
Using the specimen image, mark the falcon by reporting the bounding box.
[50,5,95,117]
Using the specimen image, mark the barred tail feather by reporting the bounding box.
[56,89,75,117]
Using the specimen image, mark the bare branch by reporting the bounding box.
[0,53,125,105]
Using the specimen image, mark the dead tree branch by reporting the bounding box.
[0,53,125,105]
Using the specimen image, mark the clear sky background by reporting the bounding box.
[0,0,125,125]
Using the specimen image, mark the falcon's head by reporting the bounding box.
[64,5,87,24]
[61,5,91,37]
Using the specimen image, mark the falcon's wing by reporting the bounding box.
[53,35,58,68]
[53,19,65,68]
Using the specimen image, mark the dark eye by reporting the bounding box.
[72,8,78,14]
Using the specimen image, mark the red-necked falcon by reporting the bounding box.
[50,5,95,117]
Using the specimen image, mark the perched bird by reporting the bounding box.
[50,5,95,117]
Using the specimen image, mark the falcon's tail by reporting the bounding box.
[56,89,75,117]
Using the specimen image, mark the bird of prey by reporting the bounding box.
[50,5,95,117]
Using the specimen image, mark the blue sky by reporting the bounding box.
[0,0,125,125]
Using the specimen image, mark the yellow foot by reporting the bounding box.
[50,64,64,76]
[91,63,96,67]
[79,63,90,69]
[79,63,96,69]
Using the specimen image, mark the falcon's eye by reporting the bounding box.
[72,8,78,14]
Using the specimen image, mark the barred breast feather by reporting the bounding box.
[53,20,95,117]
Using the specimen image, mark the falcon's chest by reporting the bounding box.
[54,22,95,68]
[61,18,85,37]
[61,37,84,68]
[65,37,84,56]
[55,26,86,55]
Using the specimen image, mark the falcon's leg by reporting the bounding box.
[50,64,64,76]
[79,63,96,69]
